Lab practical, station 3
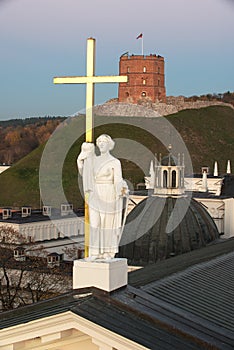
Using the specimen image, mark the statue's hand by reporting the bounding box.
[78,142,95,160]
[121,186,129,197]
[119,180,129,197]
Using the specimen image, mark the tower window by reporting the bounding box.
[142,79,146,85]
[172,170,177,188]
[163,170,168,188]
[127,67,130,73]
[125,92,129,97]
[158,79,160,86]
[143,66,146,73]
[141,91,146,97]
[158,67,160,74]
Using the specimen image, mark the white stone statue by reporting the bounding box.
[77,134,128,260]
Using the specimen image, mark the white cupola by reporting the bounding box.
[146,145,185,197]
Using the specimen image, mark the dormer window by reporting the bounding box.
[61,203,73,216]
[2,208,12,220]
[21,207,31,218]
[47,252,62,268]
[43,206,51,216]
[14,246,26,261]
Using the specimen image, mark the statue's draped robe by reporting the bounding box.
[80,153,124,256]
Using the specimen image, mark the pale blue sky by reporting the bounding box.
[0,0,233,120]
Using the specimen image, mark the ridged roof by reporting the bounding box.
[142,251,234,338]
[118,196,219,265]
[1,241,234,349]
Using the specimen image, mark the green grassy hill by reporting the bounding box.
[0,106,234,209]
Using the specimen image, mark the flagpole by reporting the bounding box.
[136,33,143,55]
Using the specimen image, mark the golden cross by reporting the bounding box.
[53,37,128,257]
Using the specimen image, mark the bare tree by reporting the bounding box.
[63,244,84,260]
[0,226,71,311]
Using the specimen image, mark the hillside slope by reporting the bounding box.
[0,106,233,209]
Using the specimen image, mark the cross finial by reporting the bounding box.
[53,38,128,142]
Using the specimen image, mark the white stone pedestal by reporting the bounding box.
[73,258,128,292]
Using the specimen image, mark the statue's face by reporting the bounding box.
[97,138,109,153]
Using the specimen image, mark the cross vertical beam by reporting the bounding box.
[86,38,95,142]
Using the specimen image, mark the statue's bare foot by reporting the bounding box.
[103,253,114,260]
[85,255,98,262]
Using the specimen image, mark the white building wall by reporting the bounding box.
[0,217,84,242]
[223,198,234,238]
[194,197,234,239]
[194,198,225,234]
[0,165,10,174]
[184,177,223,195]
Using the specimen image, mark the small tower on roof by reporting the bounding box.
[227,160,231,174]
[213,161,218,177]
[146,145,185,197]
[202,169,208,192]
[118,53,166,104]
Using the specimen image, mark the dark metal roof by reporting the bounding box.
[143,252,234,334]
[0,208,84,224]
[129,237,234,287]
[118,196,219,265]
[0,288,212,350]
[187,174,223,179]
[221,175,234,197]
[0,292,82,329]
[74,293,204,350]
[191,191,227,199]
[1,240,234,349]
[113,284,234,350]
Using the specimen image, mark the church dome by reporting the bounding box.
[161,154,178,166]
[118,196,219,265]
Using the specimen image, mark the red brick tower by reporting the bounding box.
[118,54,166,103]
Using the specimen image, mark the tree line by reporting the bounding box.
[1,91,233,165]
[0,117,65,165]
[184,91,234,105]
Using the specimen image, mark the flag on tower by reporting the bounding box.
[136,33,143,39]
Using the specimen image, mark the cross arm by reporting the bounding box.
[53,76,128,84]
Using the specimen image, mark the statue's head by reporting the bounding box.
[96,134,115,151]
